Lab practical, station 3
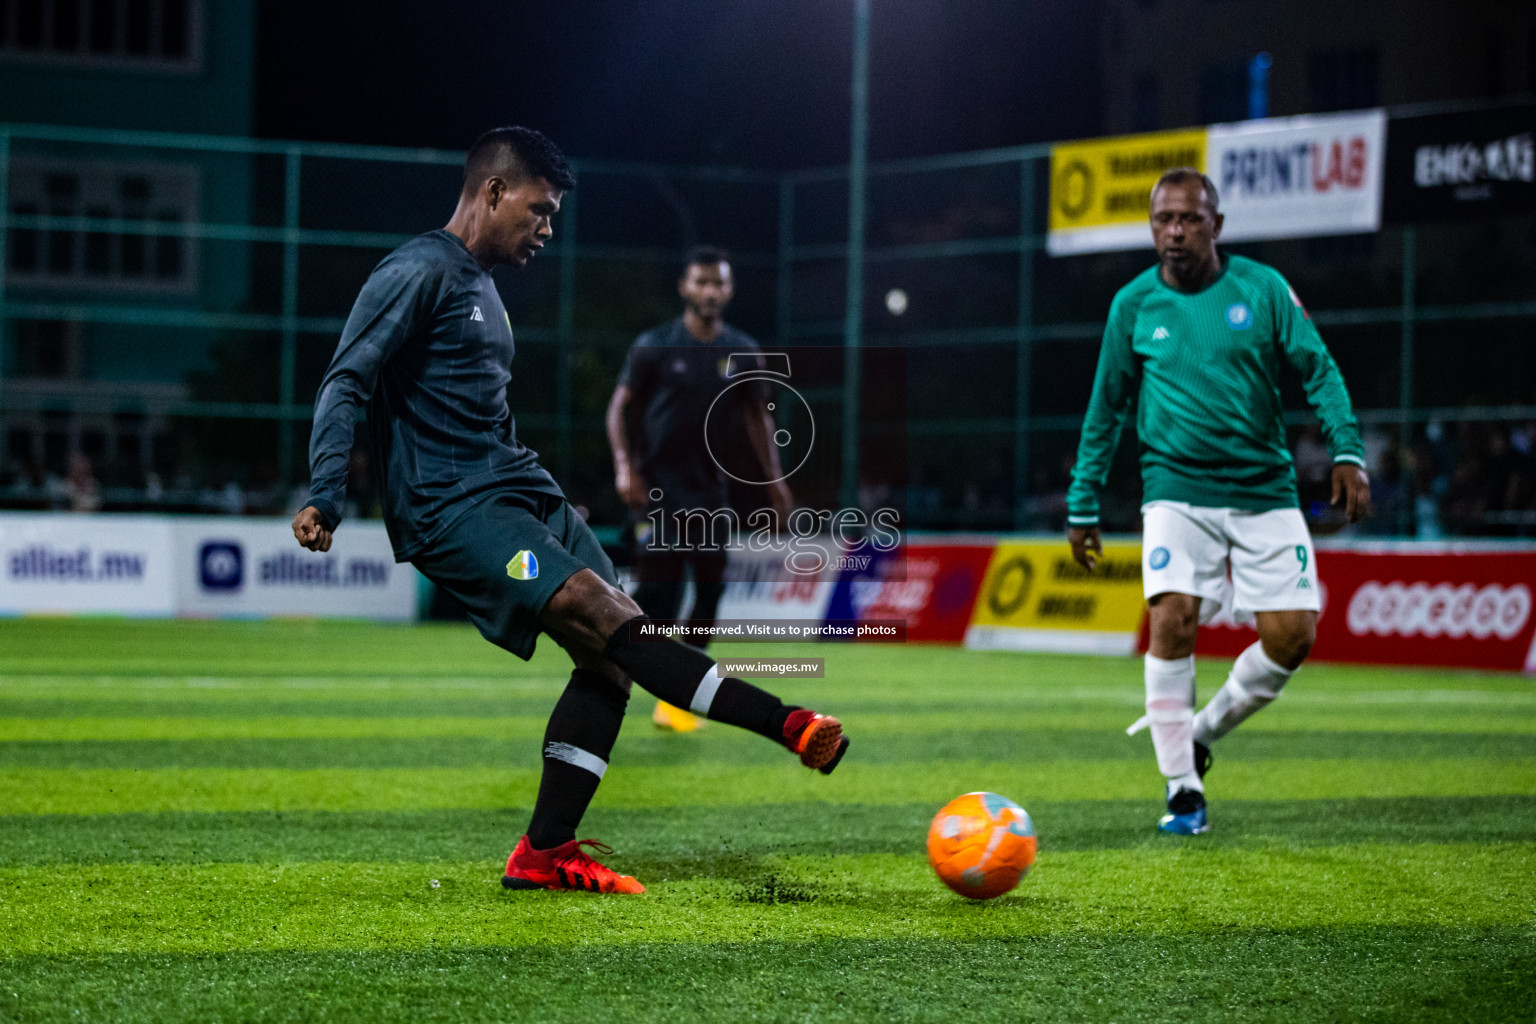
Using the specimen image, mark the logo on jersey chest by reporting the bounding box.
[666,355,734,379]
[1226,303,1253,330]
[1152,326,1170,341]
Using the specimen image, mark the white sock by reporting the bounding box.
[1143,654,1202,795]
[1193,641,1294,744]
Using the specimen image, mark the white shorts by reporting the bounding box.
[1141,501,1320,619]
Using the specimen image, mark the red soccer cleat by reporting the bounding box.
[782,709,850,774]
[501,836,646,894]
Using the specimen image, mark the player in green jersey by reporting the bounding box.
[1065,168,1371,835]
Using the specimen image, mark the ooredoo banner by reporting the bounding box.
[1209,109,1387,242]
[0,513,176,616]
[175,517,416,620]
[965,539,1145,654]
[1159,545,1536,673]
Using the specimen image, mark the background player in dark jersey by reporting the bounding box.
[292,127,847,895]
[605,247,793,732]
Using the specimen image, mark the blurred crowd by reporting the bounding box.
[0,449,329,519]
[5,421,1536,538]
[1014,419,1536,538]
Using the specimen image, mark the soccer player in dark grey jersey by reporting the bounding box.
[1066,169,1370,835]
[293,127,848,895]
[606,247,793,732]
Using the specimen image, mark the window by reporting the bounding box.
[1199,59,1248,125]
[1307,46,1378,113]
[7,159,199,292]
[0,0,201,70]
[13,319,82,378]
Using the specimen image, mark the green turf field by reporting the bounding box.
[1,618,1532,1023]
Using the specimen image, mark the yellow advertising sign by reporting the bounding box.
[1047,128,1207,256]
[965,541,1146,654]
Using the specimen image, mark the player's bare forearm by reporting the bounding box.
[1067,525,1102,571]
[605,387,630,468]
[1330,463,1371,524]
[606,385,643,505]
[292,506,334,552]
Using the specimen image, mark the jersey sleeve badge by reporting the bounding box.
[1286,283,1311,320]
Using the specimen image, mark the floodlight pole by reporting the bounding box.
[840,0,870,511]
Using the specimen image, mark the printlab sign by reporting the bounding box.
[1209,110,1387,242]
[1384,103,1536,222]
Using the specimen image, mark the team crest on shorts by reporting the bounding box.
[506,550,539,581]
[1226,303,1253,330]
[1149,547,1171,570]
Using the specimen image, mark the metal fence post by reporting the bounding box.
[1399,226,1416,536]
[841,0,871,511]
[777,177,794,350]
[556,188,578,482]
[1013,157,1036,530]
[279,147,302,489]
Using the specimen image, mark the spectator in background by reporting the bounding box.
[1292,425,1333,514]
[66,454,102,513]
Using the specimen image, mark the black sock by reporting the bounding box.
[525,669,629,851]
[604,616,794,742]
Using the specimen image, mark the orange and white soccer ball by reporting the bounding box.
[927,792,1037,899]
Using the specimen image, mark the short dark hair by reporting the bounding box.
[462,126,576,196]
[682,245,730,275]
[1151,167,1220,214]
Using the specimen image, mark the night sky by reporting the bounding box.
[256,0,1104,167]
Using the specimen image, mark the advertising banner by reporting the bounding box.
[174,518,416,621]
[1047,128,1208,255]
[1209,110,1387,242]
[1143,545,1536,673]
[716,542,838,625]
[1383,103,1536,223]
[965,539,1145,654]
[831,540,995,644]
[0,513,176,616]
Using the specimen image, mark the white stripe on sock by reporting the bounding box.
[690,665,723,716]
[543,741,607,779]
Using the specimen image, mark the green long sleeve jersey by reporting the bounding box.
[1066,254,1364,525]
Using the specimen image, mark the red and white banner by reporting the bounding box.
[1164,544,1536,673]
[848,540,995,644]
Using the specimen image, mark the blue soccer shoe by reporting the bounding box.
[1158,787,1210,835]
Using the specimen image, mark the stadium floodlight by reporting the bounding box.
[885,289,909,316]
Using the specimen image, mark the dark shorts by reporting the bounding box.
[411,494,617,660]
